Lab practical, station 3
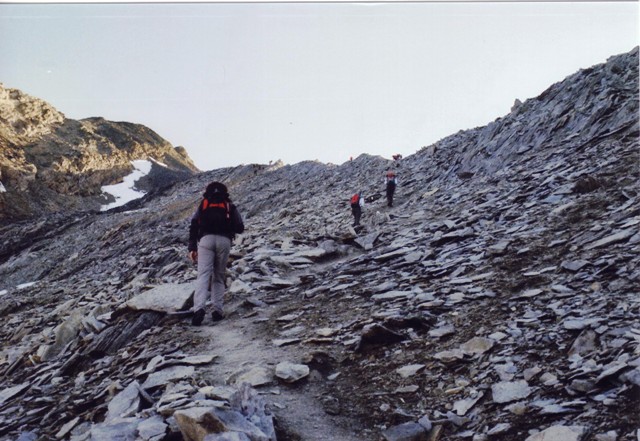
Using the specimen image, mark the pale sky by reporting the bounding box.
[0,2,638,171]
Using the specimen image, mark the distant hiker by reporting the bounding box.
[350,192,364,227]
[188,182,244,326]
[385,171,398,207]
[392,154,403,161]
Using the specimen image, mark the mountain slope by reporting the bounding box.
[0,84,199,220]
[0,48,637,441]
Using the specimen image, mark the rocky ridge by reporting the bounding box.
[0,48,638,440]
[0,83,199,220]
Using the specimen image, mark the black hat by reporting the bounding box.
[204,182,229,198]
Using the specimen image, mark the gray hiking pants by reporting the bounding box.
[194,234,231,315]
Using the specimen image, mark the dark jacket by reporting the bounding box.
[188,196,244,251]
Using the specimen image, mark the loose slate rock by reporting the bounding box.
[126,283,195,313]
[372,291,413,303]
[230,367,273,387]
[396,364,426,378]
[381,422,428,441]
[137,415,168,441]
[0,382,29,405]
[524,425,586,441]
[106,381,141,421]
[460,337,495,355]
[491,380,532,403]
[275,362,310,383]
[142,366,195,390]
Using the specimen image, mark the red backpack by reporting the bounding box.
[350,193,360,205]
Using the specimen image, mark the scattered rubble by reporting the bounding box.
[0,48,638,440]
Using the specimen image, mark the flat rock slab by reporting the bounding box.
[230,367,273,387]
[142,366,195,390]
[525,425,586,441]
[126,282,195,313]
[381,422,428,441]
[372,291,414,302]
[492,380,532,403]
[275,362,310,383]
[0,382,29,405]
[396,364,425,378]
[106,380,141,421]
[460,337,495,355]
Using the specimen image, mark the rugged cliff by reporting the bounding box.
[0,84,199,220]
[0,48,637,441]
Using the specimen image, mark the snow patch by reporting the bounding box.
[0,181,6,193]
[0,290,7,297]
[101,160,152,211]
[17,282,37,290]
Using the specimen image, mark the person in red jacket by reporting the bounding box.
[188,182,244,326]
[350,192,364,227]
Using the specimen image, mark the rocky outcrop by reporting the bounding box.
[0,48,637,441]
[0,83,199,220]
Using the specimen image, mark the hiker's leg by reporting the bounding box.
[211,235,231,315]
[194,235,216,312]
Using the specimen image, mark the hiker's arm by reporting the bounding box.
[231,206,245,234]
[188,207,200,252]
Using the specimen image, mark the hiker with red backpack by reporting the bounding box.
[385,170,398,207]
[188,182,244,326]
[350,192,365,227]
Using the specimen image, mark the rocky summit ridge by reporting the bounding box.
[0,48,638,441]
[0,83,199,220]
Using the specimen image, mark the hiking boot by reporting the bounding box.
[192,309,205,326]
[211,311,225,322]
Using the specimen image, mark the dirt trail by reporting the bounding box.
[190,301,365,441]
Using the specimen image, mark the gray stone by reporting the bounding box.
[381,422,428,441]
[89,418,140,441]
[428,324,455,338]
[40,310,86,361]
[585,230,634,249]
[487,423,511,435]
[453,392,483,416]
[593,431,618,441]
[106,381,141,421]
[434,349,465,363]
[126,283,195,313]
[396,364,425,378]
[55,417,80,439]
[488,240,510,255]
[372,291,414,302]
[563,318,602,330]
[491,380,532,403]
[394,385,419,393]
[460,337,495,355]
[355,232,381,250]
[275,362,310,383]
[137,415,168,441]
[524,425,586,441]
[561,260,589,272]
[568,330,598,356]
[0,382,29,405]
[142,366,195,390]
[230,367,273,387]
